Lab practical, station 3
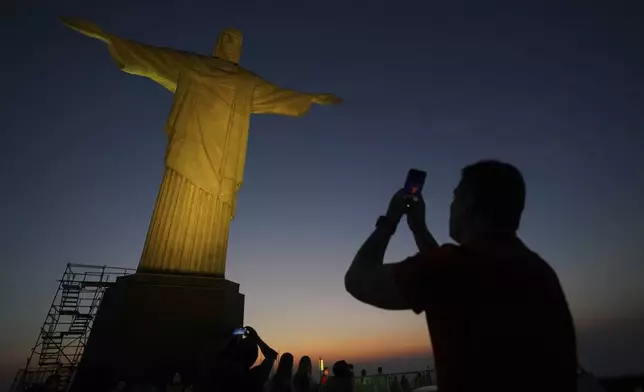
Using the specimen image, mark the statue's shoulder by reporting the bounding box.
[199,56,255,77]
[236,67,266,84]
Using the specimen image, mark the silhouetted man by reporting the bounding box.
[200,326,277,392]
[356,369,370,392]
[321,361,354,392]
[400,375,411,392]
[345,160,577,392]
[373,367,387,392]
[320,367,330,387]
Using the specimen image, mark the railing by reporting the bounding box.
[353,370,437,392]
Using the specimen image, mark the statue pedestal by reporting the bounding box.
[70,273,244,391]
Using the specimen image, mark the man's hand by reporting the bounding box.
[406,193,427,233]
[345,188,417,310]
[246,326,278,360]
[385,189,409,224]
[312,94,342,105]
[405,193,439,255]
[60,17,111,44]
[244,326,259,341]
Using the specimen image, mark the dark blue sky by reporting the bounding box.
[1,0,643,385]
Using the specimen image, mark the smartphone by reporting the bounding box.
[232,327,247,336]
[404,169,427,199]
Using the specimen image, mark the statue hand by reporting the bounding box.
[312,94,342,105]
[60,17,111,44]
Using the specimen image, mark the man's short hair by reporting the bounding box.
[460,160,526,231]
[333,360,353,378]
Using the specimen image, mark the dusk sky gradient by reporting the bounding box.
[1,0,643,387]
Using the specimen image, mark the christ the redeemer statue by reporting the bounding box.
[62,19,341,277]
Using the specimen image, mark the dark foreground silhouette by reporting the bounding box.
[345,160,578,392]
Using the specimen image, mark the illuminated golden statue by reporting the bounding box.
[62,18,341,276]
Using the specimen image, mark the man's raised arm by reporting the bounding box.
[345,219,410,310]
[345,190,441,311]
[345,190,414,310]
[61,17,197,93]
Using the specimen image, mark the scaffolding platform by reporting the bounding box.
[9,263,135,392]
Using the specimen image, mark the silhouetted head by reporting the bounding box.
[333,360,353,378]
[323,367,329,377]
[271,353,294,389]
[221,335,259,374]
[296,356,312,376]
[450,160,525,244]
[361,369,367,377]
[377,367,383,374]
[213,28,243,63]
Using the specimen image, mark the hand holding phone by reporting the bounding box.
[244,326,259,341]
[403,169,428,232]
[404,169,427,202]
[232,327,248,337]
[384,169,427,224]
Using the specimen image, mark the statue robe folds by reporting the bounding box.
[106,36,316,276]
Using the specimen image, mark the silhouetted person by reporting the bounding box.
[355,369,371,392]
[345,160,577,392]
[424,367,432,386]
[293,356,315,392]
[372,368,386,392]
[412,373,421,389]
[269,353,294,392]
[320,368,329,387]
[389,376,401,392]
[201,326,278,392]
[321,361,353,392]
[399,375,410,392]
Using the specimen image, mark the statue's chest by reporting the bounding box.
[180,69,255,109]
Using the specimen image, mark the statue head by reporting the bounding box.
[213,28,243,63]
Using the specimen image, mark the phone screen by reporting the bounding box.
[404,169,427,196]
[232,327,247,336]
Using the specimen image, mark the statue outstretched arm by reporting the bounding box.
[61,17,197,92]
[251,78,342,116]
[60,18,110,44]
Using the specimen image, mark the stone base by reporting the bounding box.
[70,273,244,391]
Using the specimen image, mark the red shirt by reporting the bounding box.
[393,236,577,392]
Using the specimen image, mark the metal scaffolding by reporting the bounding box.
[10,263,135,392]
